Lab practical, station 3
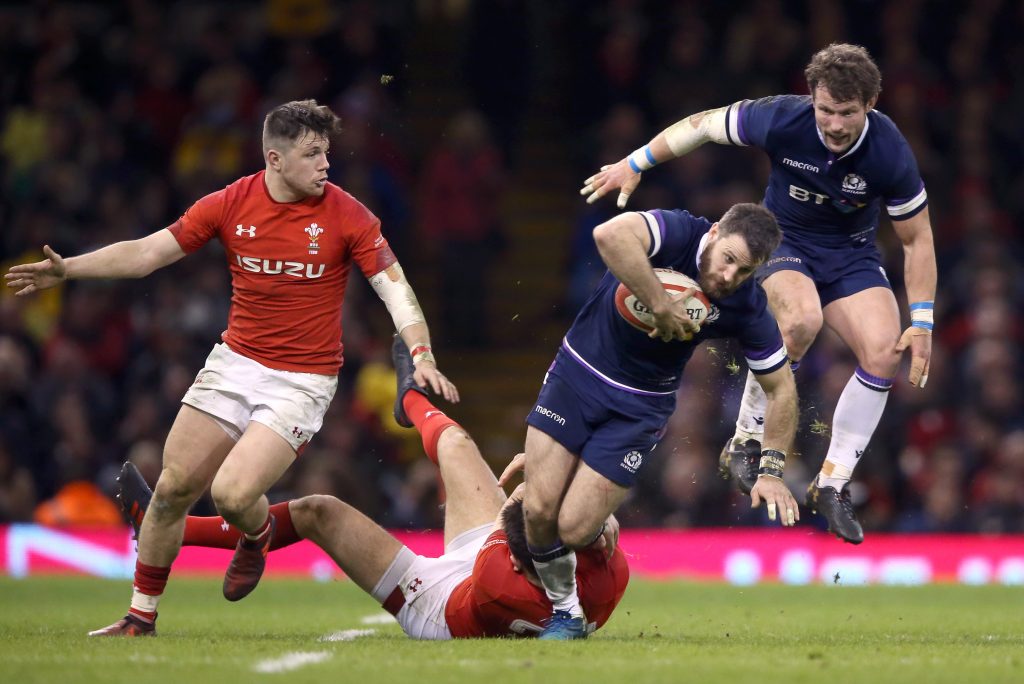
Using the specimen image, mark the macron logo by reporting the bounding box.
[534,405,566,426]
[782,158,820,173]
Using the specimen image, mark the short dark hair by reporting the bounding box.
[262,99,341,152]
[717,203,782,265]
[500,498,536,578]
[804,43,882,105]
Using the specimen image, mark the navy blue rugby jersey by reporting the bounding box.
[722,95,927,247]
[562,209,788,395]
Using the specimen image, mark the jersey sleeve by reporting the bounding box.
[738,290,788,375]
[345,200,398,277]
[883,135,928,222]
[637,209,707,268]
[168,190,227,254]
[732,96,784,151]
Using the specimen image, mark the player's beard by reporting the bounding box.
[697,242,736,299]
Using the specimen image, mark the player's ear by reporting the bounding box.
[509,552,523,574]
[266,148,282,170]
[708,222,720,240]
[865,96,877,112]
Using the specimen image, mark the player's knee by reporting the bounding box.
[779,311,822,357]
[289,495,341,539]
[523,493,559,532]
[209,479,259,519]
[557,514,601,549]
[860,344,901,378]
[151,467,203,514]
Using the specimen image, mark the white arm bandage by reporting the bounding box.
[368,262,426,334]
[663,106,731,157]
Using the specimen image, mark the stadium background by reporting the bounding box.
[1,0,1022,540]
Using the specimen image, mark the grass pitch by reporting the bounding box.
[1,577,1021,683]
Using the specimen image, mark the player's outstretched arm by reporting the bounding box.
[749,365,800,526]
[369,260,459,403]
[892,208,937,388]
[4,229,186,295]
[580,106,731,209]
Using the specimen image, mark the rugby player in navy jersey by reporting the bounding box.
[581,44,936,546]
[504,203,800,639]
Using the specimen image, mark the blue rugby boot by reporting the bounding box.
[538,610,588,641]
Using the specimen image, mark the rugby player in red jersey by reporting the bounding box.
[115,338,629,639]
[6,100,458,636]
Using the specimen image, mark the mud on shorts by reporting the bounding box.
[181,343,338,453]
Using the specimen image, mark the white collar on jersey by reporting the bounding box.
[696,231,710,269]
[815,112,871,160]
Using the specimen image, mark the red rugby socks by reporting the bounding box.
[401,391,459,464]
[182,502,300,551]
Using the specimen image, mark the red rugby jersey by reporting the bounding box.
[168,171,395,374]
[444,530,629,638]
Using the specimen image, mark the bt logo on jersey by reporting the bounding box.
[235,255,326,279]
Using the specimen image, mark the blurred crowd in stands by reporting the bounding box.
[1,0,1022,535]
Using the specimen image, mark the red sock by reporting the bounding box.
[132,560,170,601]
[182,502,301,550]
[402,392,460,464]
[268,501,300,551]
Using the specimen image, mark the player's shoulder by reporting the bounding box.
[643,208,713,234]
[743,94,812,119]
[323,182,378,221]
[223,171,265,199]
[323,181,367,209]
[867,108,911,146]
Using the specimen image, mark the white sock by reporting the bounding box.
[532,551,584,618]
[130,588,160,618]
[734,371,767,442]
[819,367,892,489]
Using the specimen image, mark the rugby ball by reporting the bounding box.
[614,268,712,334]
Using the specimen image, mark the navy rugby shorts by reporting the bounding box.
[757,234,891,307]
[525,350,675,487]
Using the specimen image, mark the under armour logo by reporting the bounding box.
[292,426,304,439]
[407,578,423,593]
[236,224,256,237]
[855,449,864,459]
[753,416,765,426]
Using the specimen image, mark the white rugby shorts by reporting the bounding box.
[181,343,337,453]
[373,523,492,640]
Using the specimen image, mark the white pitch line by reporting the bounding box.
[253,651,332,674]
[360,612,397,625]
[319,628,377,642]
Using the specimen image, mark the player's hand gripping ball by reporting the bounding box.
[614,269,711,335]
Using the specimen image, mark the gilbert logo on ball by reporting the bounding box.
[614,268,711,335]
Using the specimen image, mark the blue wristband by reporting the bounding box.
[628,158,643,174]
[911,321,934,331]
[909,301,934,311]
